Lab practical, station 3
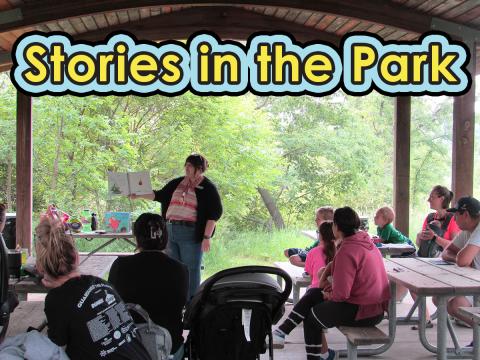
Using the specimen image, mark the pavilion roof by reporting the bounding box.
[0,0,479,73]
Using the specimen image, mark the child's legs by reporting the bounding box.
[289,249,307,267]
[284,248,301,258]
[279,288,324,335]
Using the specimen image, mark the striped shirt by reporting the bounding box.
[166,181,198,222]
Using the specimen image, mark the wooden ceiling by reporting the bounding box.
[0,0,479,74]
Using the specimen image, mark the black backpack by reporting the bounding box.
[417,212,454,258]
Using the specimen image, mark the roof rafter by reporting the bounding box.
[0,6,343,72]
[74,6,342,43]
[0,0,433,34]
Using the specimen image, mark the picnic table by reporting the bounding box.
[9,254,117,300]
[72,232,135,264]
[385,257,480,360]
[273,261,311,304]
[301,230,415,257]
[5,301,46,337]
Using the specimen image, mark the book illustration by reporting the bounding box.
[107,171,152,196]
[104,212,131,233]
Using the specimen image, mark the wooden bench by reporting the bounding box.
[458,307,480,359]
[6,301,47,337]
[273,261,311,304]
[338,326,390,360]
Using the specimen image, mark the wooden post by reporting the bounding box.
[16,92,32,252]
[452,40,476,201]
[394,96,411,236]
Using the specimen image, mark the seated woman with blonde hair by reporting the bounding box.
[35,218,151,360]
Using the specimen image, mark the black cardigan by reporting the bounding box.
[154,176,223,243]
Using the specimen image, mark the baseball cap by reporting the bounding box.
[447,196,480,216]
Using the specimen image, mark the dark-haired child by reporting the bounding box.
[273,221,336,350]
[109,213,188,360]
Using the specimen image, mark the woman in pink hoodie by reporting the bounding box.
[302,207,390,360]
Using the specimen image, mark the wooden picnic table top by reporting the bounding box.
[273,261,311,286]
[71,232,133,239]
[6,301,46,337]
[9,254,117,295]
[385,257,480,296]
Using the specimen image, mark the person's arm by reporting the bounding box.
[201,220,216,252]
[45,293,69,346]
[431,232,451,250]
[331,254,356,302]
[107,258,120,287]
[441,241,460,262]
[319,261,333,290]
[129,192,155,201]
[416,217,429,246]
[379,225,393,243]
[201,182,223,252]
[456,244,480,267]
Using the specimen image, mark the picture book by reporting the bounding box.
[104,212,131,233]
[108,171,152,197]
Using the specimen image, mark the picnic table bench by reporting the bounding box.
[273,261,311,304]
[338,326,390,360]
[6,301,46,337]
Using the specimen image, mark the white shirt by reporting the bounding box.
[452,223,480,269]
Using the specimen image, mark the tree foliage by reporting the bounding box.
[0,72,477,235]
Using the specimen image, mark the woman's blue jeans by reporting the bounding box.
[166,223,202,299]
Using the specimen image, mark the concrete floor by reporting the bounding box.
[263,294,474,360]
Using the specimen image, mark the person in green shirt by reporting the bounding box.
[374,206,414,247]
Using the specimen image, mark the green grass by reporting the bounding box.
[202,228,311,278]
[74,228,313,280]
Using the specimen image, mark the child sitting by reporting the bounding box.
[273,221,336,349]
[374,206,415,250]
[284,206,334,267]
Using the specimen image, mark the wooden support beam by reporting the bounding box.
[15,91,32,252]
[0,0,433,34]
[394,96,410,236]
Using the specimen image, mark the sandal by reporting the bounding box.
[411,320,433,330]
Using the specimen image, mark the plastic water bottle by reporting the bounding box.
[91,213,98,231]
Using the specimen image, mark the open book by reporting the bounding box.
[107,171,152,196]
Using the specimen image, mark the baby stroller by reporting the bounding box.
[184,265,292,360]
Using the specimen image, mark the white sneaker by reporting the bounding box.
[272,330,285,349]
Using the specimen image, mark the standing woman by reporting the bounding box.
[130,154,223,298]
[35,218,150,360]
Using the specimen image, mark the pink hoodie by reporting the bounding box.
[331,231,390,320]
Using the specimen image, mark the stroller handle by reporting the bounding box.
[197,265,293,308]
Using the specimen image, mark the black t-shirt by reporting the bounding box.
[108,251,188,353]
[45,275,151,360]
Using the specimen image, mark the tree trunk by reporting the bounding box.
[257,187,285,229]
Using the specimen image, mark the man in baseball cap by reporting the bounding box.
[439,196,480,332]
